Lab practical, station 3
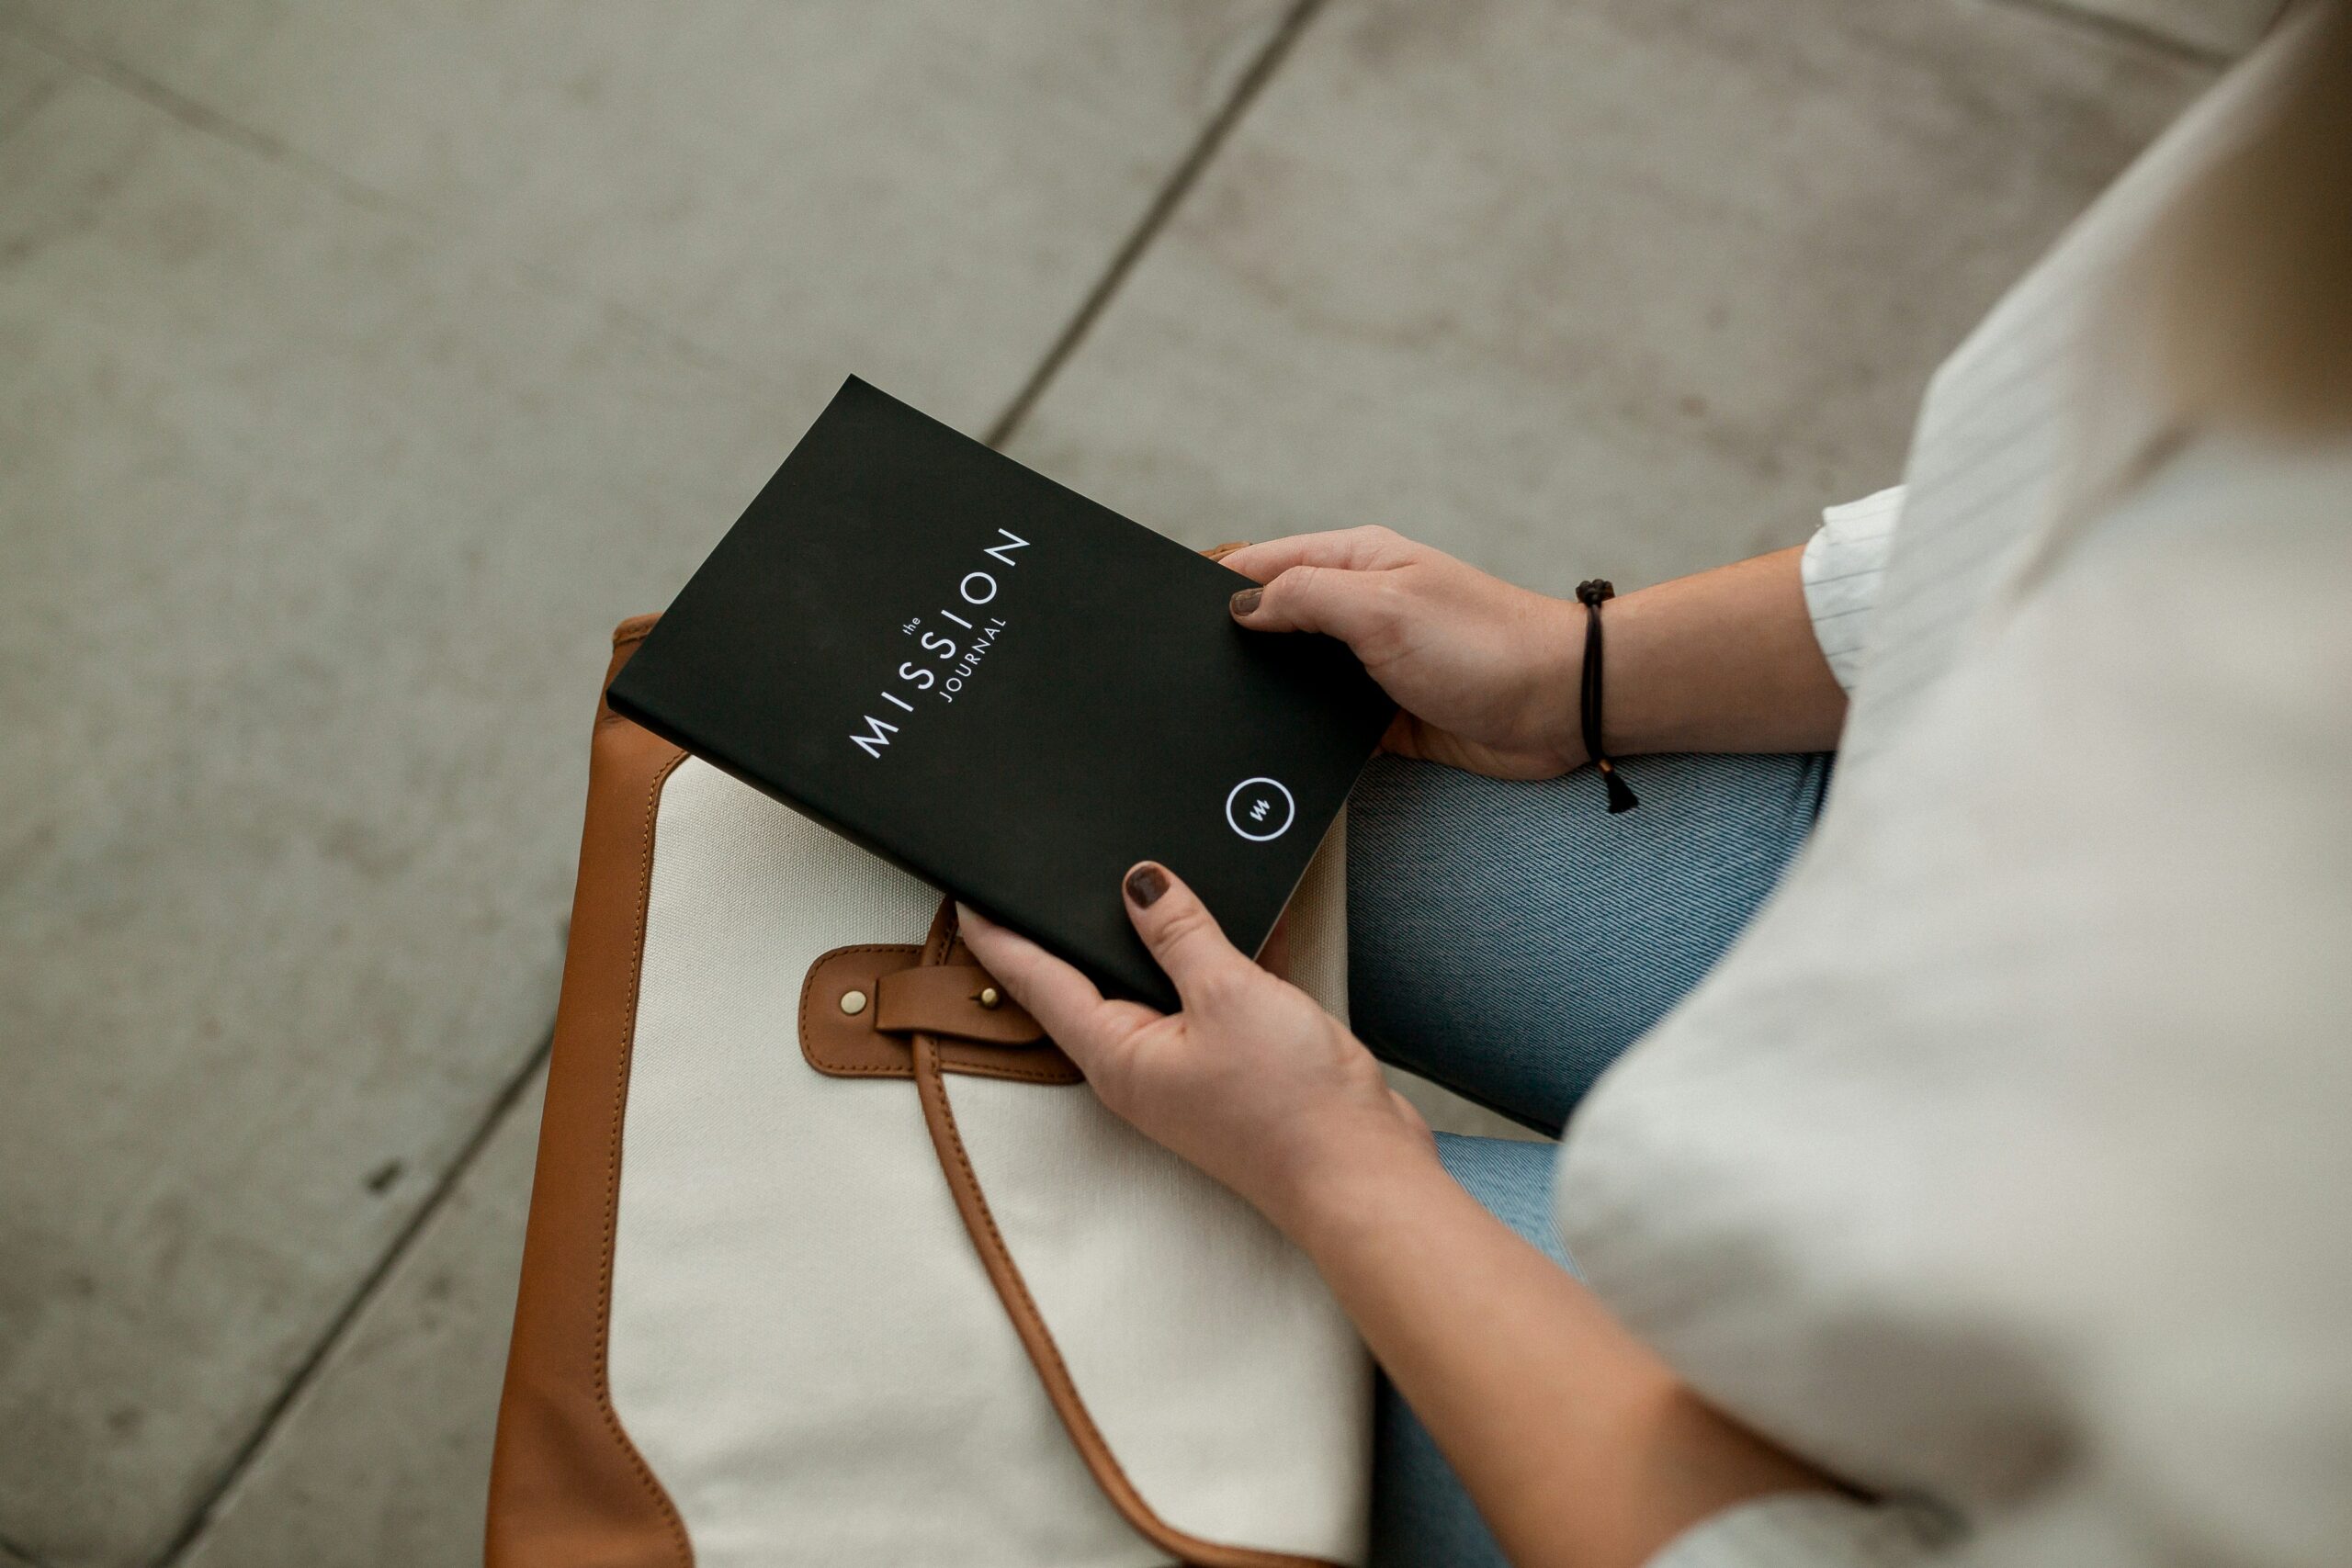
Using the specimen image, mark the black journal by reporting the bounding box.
[607,377,1394,1010]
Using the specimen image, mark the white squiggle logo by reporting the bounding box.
[1225,777,1295,842]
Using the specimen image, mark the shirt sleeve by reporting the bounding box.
[1801,485,1905,693]
[1645,1493,1955,1568]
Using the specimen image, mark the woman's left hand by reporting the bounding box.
[956,862,1434,1238]
[965,864,1840,1568]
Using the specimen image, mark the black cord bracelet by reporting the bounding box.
[1576,580,1640,814]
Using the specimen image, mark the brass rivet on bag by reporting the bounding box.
[839,988,868,1016]
[977,986,1002,1010]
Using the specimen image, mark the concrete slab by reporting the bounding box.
[1004,0,2213,597]
[0,10,1279,1562]
[2,0,1290,433]
[0,59,769,1568]
[176,1068,545,1568]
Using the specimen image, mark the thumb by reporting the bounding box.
[1230,564,1389,647]
[1123,862,1253,1009]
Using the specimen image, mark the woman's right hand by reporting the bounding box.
[1220,527,1589,779]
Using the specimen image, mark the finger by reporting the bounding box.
[1229,562,1396,649]
[1121,863,1256,1011]
[1218,526,1401,584]
[955,903,1159,1073]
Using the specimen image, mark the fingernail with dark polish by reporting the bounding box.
[1125,864,1169,908]
[1228,587,1261,617]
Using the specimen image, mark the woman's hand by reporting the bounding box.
[960,861,1839,1568]
[955,862,1434,1239]
[1220,527,1589,779]
[1222,531,1857,773]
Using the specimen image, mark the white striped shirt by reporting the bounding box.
[1561,17,2352,1568]
[1799,485,1905,693]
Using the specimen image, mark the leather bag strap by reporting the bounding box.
[906,900,1346,1568]
[873,964,1041,1043]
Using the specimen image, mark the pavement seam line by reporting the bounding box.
[146,1028,559,1568]
[0,11,799,404]
[0,1529,57,1568]
[0,11,413,219]
[1985,0,2252,65]
[985,0,1329,449]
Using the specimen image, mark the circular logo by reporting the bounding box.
[1225,776,1295,842]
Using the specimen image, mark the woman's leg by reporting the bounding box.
[1347,750,1831,1567]
[1347,750,1833,1133]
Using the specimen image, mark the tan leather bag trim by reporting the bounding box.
[874,964,1045,1043]
[486,619,691,1568]
[800,943,1080,1085]
[910,900,1346,1568]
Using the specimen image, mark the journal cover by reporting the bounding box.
[607,377,1394,1010]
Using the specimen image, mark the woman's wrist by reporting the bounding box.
[1563,549,1850,759]
[1262,1111,1452,1258]
[1512,592,1594,773]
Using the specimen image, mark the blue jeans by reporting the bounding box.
[1345,751,1833,1567]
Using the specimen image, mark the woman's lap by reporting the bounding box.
[1345,751,1830,1567]
[1347,750,1833,1133]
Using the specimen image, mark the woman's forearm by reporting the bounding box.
[1289,1135,1835,1568]
[1600,546,1849,759]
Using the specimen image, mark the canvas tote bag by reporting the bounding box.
[485,613,1374,1568]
